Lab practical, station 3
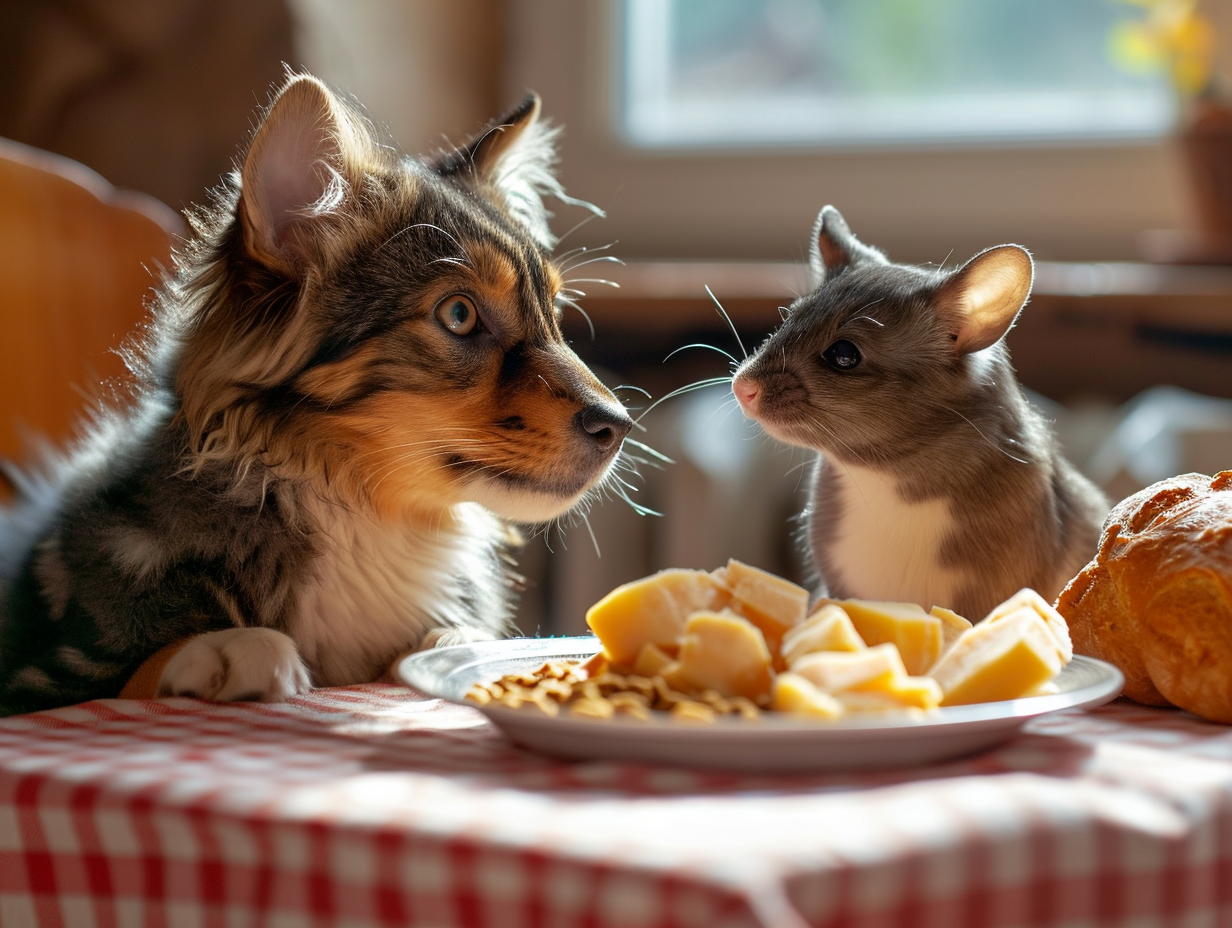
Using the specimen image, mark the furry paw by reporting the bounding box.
[417,626,498,651]
[157,628,312,703]
[380,626,497,682]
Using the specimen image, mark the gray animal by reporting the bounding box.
[732,206,1108,620]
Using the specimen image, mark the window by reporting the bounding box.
[622,0,1173,148]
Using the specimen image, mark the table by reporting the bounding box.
[1,689,1230,927]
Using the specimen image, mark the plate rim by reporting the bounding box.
[397,635,1125,736]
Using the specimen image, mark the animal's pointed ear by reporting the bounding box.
[936,244,1034,354]
[239,74,368,273]
[808,206,887,286]
[435,93,583,249]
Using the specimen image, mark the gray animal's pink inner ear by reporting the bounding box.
[939,245,1035,354]
[240,75,349,271]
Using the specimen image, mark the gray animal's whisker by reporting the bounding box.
[633,377,733,427]
[938,404,1031,465]
[705,285,747,360]
[663,343,740,365]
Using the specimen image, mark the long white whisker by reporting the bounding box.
[663,342,740,365]
[555,295,595,340]
[705,285,747,360]
[634,377,733,426]
[623,437,673,464]
[563,277,619,289]
[939,404,1030,464]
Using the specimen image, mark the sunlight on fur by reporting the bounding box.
[0,72,645,714]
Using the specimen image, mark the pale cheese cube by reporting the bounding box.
[983,588,1073,661]
[585,568,730,664]
[771,673,845,719]
[780,604,866,666]
[790,643,906,693]
[929,605,973,659]
[713,559,809,655]
[931,611,1063,706]
[675,610,774,701]
[839,600,942,675]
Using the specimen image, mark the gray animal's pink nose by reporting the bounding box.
[732,376,759,413]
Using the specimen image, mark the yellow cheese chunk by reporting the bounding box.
[929,605,973,660]
[585,568,730,664]
[632,641,676,678]
[790,643,906,693]
[780,604,866,666]
[771,673,845,719]
[983,588,1073,661]
[676,610,774,701]
[931,611,1064,706]
[839,600,942,676]
[713,559,809,657]
[852,673,943,710]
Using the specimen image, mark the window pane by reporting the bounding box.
[622,0,1174,147]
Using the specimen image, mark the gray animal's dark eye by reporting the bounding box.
[822,339,861,370]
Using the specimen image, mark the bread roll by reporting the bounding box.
[1056,471,1232,722]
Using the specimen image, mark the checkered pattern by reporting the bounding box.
[1,691,1231,928]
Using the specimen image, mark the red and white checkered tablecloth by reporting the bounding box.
[1,688,1230,928]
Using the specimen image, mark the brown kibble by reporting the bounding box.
[531,689,561,717]
[590,672,629,694]
[670,701,717,724]
[464,685,492,706]
[569,697,615,719]
[537,678,573,701]
[607,691,650,710]
[624,675,656,700]
[698,689,733,714]
[612,700,651,721]
[729,696,761,720]
[652,676,687,706]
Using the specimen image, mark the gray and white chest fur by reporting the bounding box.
[812,462,969,611]
[291,500,509,685]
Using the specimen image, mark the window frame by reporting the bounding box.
[503,0,1206,265]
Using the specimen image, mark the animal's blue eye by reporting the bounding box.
[435,295,478,335]
[822,339,861,370]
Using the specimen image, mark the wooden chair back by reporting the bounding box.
[0,139,180,495]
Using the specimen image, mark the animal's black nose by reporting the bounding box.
[574,403,633,454]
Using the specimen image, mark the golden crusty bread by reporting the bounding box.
[1056,471,1232,722]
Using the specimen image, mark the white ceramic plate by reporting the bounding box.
[397,636,1124,773]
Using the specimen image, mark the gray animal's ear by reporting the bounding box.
[808,206,887,286]
[936,244,1034,354]
[435,93,590,249]
[239,74,372,274]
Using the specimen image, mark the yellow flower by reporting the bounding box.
[1110,0,1216,96]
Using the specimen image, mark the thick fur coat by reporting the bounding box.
[0,74,631,714]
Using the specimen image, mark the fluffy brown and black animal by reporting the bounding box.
[0,74,633,714]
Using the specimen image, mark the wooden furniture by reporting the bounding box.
[0,138,180,490]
